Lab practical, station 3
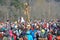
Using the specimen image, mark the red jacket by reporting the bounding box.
[48,34,53,40]
[13,33,17,40]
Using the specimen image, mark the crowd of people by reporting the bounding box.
[0,17,60,40]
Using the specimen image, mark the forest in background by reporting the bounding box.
[0,0,60,21]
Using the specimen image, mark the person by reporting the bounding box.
[3,37,8,40]
[26,31,33,40]
[48,33,53,40]
[13,33,17,40]
[40,29,46,38]
[56,29,60,40]
[21,17,25,23]
[56,36,60,40]
[0,32,3,40]
[9,30,13,40]
[30,26,37,40]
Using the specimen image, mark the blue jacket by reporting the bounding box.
[26,31,33,40]
[30,30,37,38]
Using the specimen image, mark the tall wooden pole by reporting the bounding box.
[24,2,30,22]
